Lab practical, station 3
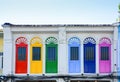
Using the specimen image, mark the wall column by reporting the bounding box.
[27,41,30,74]
[113,25,118,82]
[58,27,67,74]
[3,26,13,75]
[81,41,84,74]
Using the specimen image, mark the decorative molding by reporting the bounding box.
[45,37,58,44]
[30,37,42,44]
[16,37,27,44]
[68,37,80,44]
[83,37,96,44]
[99,37,111,44]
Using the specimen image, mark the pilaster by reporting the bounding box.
[113,26,118,72]
[3,26,13,75]
[58,27,67,74]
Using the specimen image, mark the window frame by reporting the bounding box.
[85,46,95,61]
[100,46,109,60]
[99,38,111,61]
[32,47,41,61]
[45,37,58,73]
[68,37,80,61]
[70,47,79,60]
[83,37,96,73]
[17,47,26,61]
[46,45,57,61]
[15,37,28,73]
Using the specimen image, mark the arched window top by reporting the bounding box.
[68,37,80,44]
[99,37,111,44]
[45,37,58,44]
[16,37,27,44]
[30,37,42,44]
[84,37,96,44]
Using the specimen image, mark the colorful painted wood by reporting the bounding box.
[15,37,28,74]
[68,37,80,73]
[99,37,111,73]
[30,37,43,74]
[84,37,96,73]
[45,37,58,73]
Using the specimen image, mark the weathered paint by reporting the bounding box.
[30,37,43,74]
[45,37,58,73]
[99,37,111,73]
[15,37,28,74]
[84,37,96,73]
[68,37,80,73]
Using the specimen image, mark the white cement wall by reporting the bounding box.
[3,24,116,82]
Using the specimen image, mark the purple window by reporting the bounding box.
[99,37,111,73]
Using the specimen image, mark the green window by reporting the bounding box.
[45,37,58,73]
[47,47,56,61]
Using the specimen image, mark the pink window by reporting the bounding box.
[99,37,111,73]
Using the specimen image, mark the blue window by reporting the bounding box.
[84,37,96,73]
[68,37,80,73]
[47,47,56,61]
[85,46,94,61]
[18,47,26,60]
[32,47,41,60]
[70,47,79,60]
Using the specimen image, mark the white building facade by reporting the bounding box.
[2,23,118,82]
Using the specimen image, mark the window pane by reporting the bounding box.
[18,47,26,60]
[47,47,56,61]
[85,46,94,61]
[101,47,109,60]
[32,47,41,61]
[70,47,79,60]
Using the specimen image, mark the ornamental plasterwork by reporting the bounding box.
[68,37,80,44]
[46,37,58,44]
[31,37,42,44]
[16,37,27,44]
[99,37,111,44]
[84,37,96,44]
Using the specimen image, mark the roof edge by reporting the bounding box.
[2,22,115,27]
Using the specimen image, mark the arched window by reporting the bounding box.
[45,37,58,73]
[99,37,111,73]
[84,37,96,73]
[15,37,28,74]
[68,37,80,73]
[30,37,43,74]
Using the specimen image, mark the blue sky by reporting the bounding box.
[0,0,120,28]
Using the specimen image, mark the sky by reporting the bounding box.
[0,0,120,29]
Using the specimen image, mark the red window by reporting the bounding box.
[15,37,28,74]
